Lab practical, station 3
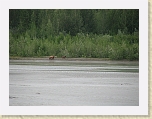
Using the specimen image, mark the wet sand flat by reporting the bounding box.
[9,59,139,106]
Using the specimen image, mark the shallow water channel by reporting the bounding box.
[9,59,139,106]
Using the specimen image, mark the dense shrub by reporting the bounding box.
[9,32,139,60]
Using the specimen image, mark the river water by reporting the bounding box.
[9,59,139,106]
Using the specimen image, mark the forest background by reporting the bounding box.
[9,9,139,60]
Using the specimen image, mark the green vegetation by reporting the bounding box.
[9,9,139,60]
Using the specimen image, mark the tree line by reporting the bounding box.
[9,9,139,60]
[9,9,139,37]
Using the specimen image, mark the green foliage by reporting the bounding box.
[9,9,139,60]
[9,9,139,36]
[9,31,139,60]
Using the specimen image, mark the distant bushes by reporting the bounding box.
[9,32,139,60]
[9,10,139,60]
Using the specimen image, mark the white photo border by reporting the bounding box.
[0,0,148,115]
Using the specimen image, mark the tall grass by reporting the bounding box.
[9,32,139,60]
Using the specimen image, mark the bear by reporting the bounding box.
[49,56,54,60]
[62,56,66,59]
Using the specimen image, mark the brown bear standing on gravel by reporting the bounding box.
[49,56,54,60]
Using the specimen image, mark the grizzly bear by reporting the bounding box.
[49,56,54,60]
[62,56,66,58]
